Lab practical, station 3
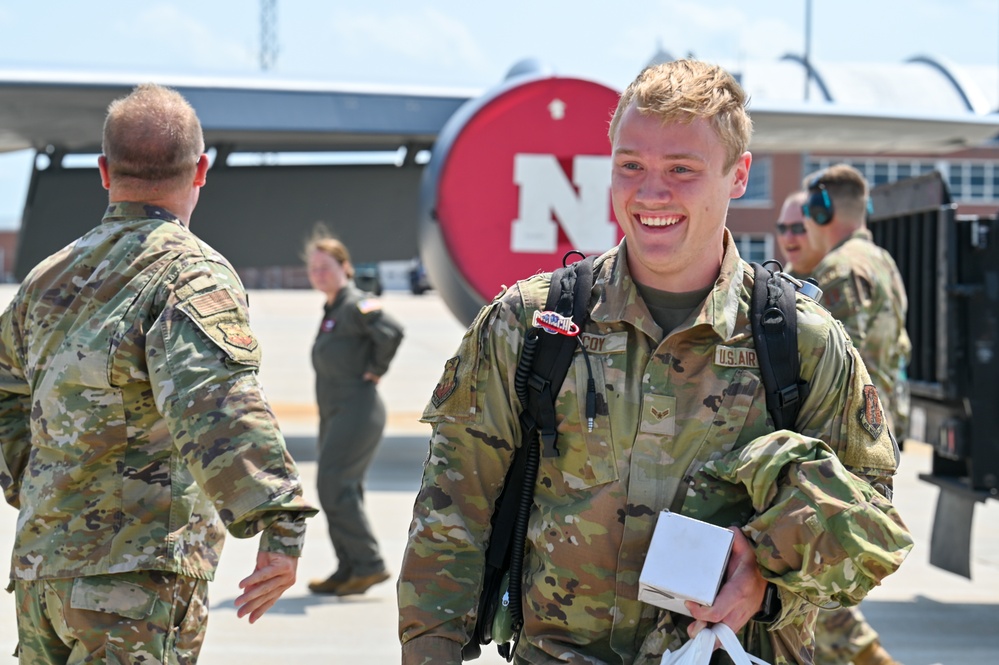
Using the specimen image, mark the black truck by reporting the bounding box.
[868,171,999,578]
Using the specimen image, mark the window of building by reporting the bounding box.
[805,156,999,203]
[873,162,890,186]
[970,164,986,199]
[732,156,771,206]
[948,163,965,198]
[733,234,773,263]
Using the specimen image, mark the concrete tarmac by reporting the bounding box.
[1,288,997,664]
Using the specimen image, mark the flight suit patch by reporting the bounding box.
[431,356,460,407]
[358,298,382,314]
[217,322,258,351]
[189,289,238,317]
[858,384,885,439]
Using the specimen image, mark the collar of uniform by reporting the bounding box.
[588,232,743,342]
[850,227,873,243]
[813,226,876,279]
[827,226,873,254]
[102,201,183,225]
[687,229,744,342]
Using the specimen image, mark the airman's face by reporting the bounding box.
[610,104,750,291]
[307,249,349,298]
[776,198,822,275]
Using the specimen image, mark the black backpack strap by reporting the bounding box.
[506,254,594,639]
[751,262,808,431]
[465,254,595,661]
[525,256,595,457]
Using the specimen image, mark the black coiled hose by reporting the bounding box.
[515,331,540,409]
[507,328,540,647]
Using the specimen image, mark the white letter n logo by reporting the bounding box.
[510,154,615,254]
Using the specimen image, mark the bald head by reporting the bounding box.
[102,83,205,188]
[779,190,807,224]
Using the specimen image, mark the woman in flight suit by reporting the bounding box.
[304,235,404,596]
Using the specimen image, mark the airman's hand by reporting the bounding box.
[235,551,299,624]
[685,526,768,639]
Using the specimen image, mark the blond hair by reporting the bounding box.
[102,83,204,185]
[608,59,753,171]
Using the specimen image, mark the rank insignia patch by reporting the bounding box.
[217,322,258,351]
[858,384,884,439]
[431,356,460,407]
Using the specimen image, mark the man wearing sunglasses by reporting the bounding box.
[802,164,911,665]
[775,190,822,277]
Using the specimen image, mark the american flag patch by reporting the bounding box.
[189,290,238,317]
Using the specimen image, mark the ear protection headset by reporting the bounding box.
[803,175,834,225]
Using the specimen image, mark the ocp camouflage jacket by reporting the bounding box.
[0,202,317,581]
[399,233,912,665]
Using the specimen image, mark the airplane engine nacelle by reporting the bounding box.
[419,74,622,325]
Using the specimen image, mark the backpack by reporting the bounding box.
[462,254,595,661]
[461,256,810,661]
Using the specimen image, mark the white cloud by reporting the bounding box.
[110,3,256,72]
[614,2,802,66]
[329,7,490,75]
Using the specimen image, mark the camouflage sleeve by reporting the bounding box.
[358,300,405,377]
[706,430,913,610]
[258,514,311,557]
[794,306,899,487]
[399,289,524,659]
[705,305,912,627]
[0,298,31,508]
[145,260,317,547]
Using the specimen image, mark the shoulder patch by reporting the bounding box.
[188,274,218,293]
[189,289,238,318]
[217,322,259,351]
[431,356,460,407]
[357,298,382,314]
[858,384,885,439]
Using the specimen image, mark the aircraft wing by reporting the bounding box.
[0,69,479,155]
[0,70,996,156]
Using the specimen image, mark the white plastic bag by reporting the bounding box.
[661,624,771,665]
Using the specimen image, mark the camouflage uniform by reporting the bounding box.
[313,284,404,579]
[0,203,317,661]
[810,229,911,664]
[810,228,911,436]
[398,234,913,664]
[14,571,206,664]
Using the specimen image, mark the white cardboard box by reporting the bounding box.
[637,510,734,616]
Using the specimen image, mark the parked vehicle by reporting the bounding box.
[354,262,382,296]
[869,171,998,578]
[409,258,432,295]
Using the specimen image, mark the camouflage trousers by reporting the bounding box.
[813,605,879,664]
[11,570,208,664]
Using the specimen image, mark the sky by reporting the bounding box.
[0,0,998,226]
